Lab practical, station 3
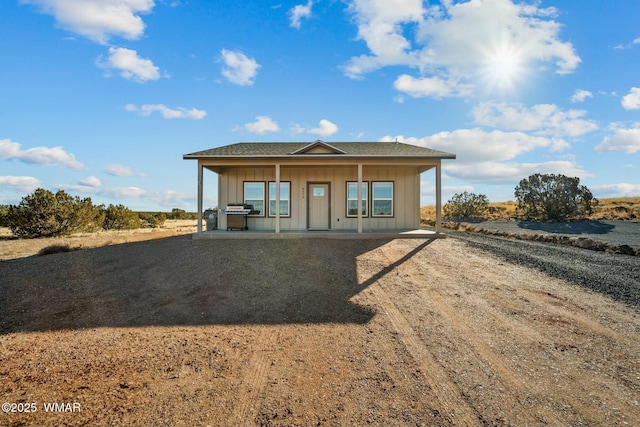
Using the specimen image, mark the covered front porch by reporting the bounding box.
[193,160,446,234]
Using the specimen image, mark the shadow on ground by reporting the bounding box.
[0,235,433,334]
[517,220,616,235]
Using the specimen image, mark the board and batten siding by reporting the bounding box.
[218,165,421,231]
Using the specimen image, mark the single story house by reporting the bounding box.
[183,140,456,234]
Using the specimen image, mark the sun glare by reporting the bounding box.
[481,46,525,91]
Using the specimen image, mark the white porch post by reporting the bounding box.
[357,163,363,233]
[197,162,203,233]
[275,163,280,233]
[435,160,442,233]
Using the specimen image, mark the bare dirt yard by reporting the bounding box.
[1,229,640,426]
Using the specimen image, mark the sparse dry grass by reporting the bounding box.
[421,197,640,221]
[0,220,197,261]
[593,197,640,220]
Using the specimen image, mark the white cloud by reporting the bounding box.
[471,101,598,137]
[595,124,640,154]
[442,160,589,184]
[289,119,339,137]
[105,163,146,177]
[98,47,160,82]
[309,119,339,137]
[290,123,306,135]
[21,0,155,44]
[344,0,580,97]
[422,0,580,73]
[0,176,41,193]
[125,103,207,119]
[420,179,473,196]
[621,87,640,110]
[79,176,102,187]
[0,138,85,170]
[105,187,198,208]
[241,116,280,134]
[393,74,472,99]
[382,130,588,184]
[618,38,640,50]
[342,0,424,78]
[571,89,593,103]
[99,186,147,198]
[592,183,640,198]
[150,189,197,208]
[289,0,313,29]
[220,49,260,86]
[63,182,197,208]
[384,129,556,164]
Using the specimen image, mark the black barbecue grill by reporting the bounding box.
[222,204,258,230]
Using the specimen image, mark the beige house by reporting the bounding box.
[183,140,455,234]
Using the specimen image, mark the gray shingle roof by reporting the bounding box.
[184,141,456,159]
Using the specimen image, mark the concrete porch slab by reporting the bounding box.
[191,229,446,240]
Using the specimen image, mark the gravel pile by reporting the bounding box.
[450,230,640,308]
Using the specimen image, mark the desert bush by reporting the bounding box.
[66,194,105,233]
[0,204,9,227]
[443,192,489,219]
[6,188,104,238]
[514,174,597,221]
[103,204,142,230]
[168,208,197,220]
[138,212,166,228]
[168,208,188,219]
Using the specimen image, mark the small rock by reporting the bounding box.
[617,244,636,256]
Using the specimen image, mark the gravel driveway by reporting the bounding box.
[450,230,640,308]
[454,219,640,249]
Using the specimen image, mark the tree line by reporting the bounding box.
[444,173,597,221]
[0,188,196,238]
[0,174,597,237]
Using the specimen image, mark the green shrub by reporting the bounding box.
[0,204,9,227]
[138,212,166,228]
[6,188,104,238]
[167,208,197,220]
[103,204,142,230]
[443,192,489,219]
[514,173,597,221]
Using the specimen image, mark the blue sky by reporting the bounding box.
[1,0,639,211]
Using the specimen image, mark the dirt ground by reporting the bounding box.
[1,231,639,426]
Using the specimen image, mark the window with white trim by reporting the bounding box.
[346,182,368,217]
[243,182,265,216]
[268,181,290,217]
[372,182,393,217]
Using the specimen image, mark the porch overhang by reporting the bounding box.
[193,156,444,175]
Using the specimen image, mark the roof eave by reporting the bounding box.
[183,154,456,160]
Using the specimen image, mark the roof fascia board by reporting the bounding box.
[196,158,444,168]
[185,153,456,160]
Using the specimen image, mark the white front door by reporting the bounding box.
[308,183,330,229]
